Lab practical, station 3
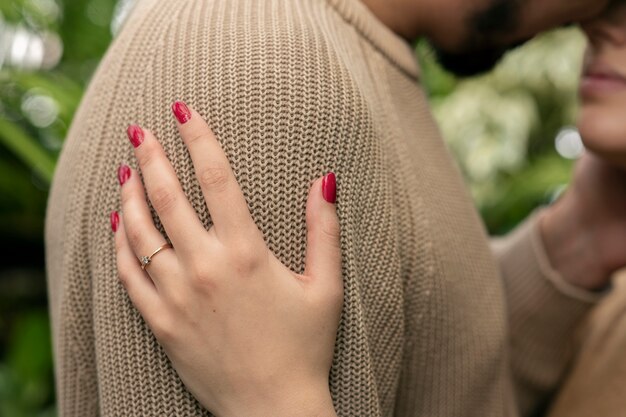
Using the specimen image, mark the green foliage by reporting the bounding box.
[0,311,55,417]
[0,0,114,178]
[417,28,585,233]
[0,117,56,182]
[0,1,118,415]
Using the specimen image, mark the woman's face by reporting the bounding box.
[578,0,626,166]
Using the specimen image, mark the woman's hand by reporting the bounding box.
[541,152,626,291]
[110,101,343,417]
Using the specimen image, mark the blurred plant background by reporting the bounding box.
[0,0,586,415]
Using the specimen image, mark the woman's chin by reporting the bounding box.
[577,110,626,169]
[590,148,626,169]
[580,136,626,169]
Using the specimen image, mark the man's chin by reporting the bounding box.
[432,45,508,77]
[431,37,531,78]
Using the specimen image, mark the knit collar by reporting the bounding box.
[326,0,421,80]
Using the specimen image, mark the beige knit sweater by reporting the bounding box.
[545,271,626,417]
[44,0,599,415]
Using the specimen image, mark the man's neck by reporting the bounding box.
[360,0,432,41]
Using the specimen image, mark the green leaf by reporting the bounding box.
[0,119,56,184]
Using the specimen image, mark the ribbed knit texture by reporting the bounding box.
[490,211,601,416]
[45,0,597,415]
[544,272,626,417]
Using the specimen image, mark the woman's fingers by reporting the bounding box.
[118,164,178,288]
[171,101,256,241]
[126,124,206,256]
[303,173,343,294]
[112,211,163,319]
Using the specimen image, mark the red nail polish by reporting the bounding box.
[127,125,144,148]
[172,101,191,124]
[118,164,131,186]
[110,211,120,233]
[322,172,336,204]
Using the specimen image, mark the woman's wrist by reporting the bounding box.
[540,192,609,291]
[220,383,337,417]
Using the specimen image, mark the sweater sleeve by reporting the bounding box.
[490,209,604,416]
[545,272,626,417]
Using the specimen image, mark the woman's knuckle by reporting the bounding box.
[320,217,341,245]
[192,276,217,297]
[167,289,187,311]
[151,185,177,214]
[186,131,208,146]
[126,225,143,249]
[188,262,216,289]
[232,241,264,274]
[136,142,157,168]
[198,164,230,191]
[189,259,207,278]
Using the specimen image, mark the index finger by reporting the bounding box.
[171,101,255,240]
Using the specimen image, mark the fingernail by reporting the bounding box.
[127,124,144,148]
[110,211,120,233]
[172,101,191,124]
[322,172,336,204]
[118,164,131,186]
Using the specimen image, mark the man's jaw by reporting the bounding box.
[431,37,531,78]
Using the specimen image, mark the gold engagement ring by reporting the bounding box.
[139,243,173,270]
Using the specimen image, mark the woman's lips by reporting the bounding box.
[580,62,626,98]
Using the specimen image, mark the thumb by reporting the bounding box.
[303,173,342,285]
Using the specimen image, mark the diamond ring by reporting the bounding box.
[140,243,173,271]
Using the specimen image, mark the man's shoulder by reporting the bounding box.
[110,0,373,136]
[120,0,356,86]
[203,0,347,60]
[202,0,337,31]
[182,0,368,113]
[134,0,343,47]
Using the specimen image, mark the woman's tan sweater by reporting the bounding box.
[546,272,626,417]
[44,0,600,415]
